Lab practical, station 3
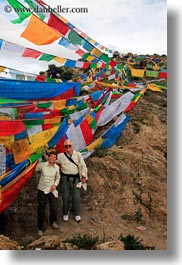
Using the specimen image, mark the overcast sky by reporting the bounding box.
[0,0,167,75]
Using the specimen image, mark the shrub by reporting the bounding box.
[63,234,98,250]
[134,208,143,222]
[119,234,155,250]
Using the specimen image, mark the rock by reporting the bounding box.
[27,235,61,250]
[59,242,78,250]
[0,235,21,250]
[94,240,124,250]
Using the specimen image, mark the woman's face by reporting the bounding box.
[48,154,57,164]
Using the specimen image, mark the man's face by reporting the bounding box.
[64,142,73,153]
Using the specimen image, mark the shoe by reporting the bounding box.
[38,230,43,236]
[75,215,81,222]
[52,222,59,229]
[63,215,69,222]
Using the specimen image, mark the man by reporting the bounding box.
[57,139,87,222]
[35,151,60,236]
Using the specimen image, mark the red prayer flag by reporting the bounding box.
[0,162,37,214]
[22,48,42,58]
[80,119,93,146]
[0,121,26,136]
[158,72,167,79]
[75,49,85,57]
[109,60,116,68]
[82,62,90,68]
[48,13,70,36]
[35,75,46,82]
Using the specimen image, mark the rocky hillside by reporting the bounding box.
[0,89,167,250]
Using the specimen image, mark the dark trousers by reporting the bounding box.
[37,190,58,230]
[61,175,80,216]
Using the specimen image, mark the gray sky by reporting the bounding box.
[0,0,167,75]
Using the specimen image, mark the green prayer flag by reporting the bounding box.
[29,152,43,163]
[24,120,44,126]
[37,102,52,109]
[61,108,74,115]
[7,0,31,24]
[100,54,110,64]
[68,30,83,46]
[116,64,123,70]
[90,119,96,129]
[82,53,90,60]
[24,0,45,20]
[77,103,88,111]
[145,70,159,78]
[90,63,97,69]
[131,93,142,101]
[46,77,56,82]
[39,54,56,62]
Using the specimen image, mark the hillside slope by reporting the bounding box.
[0,89,167,250]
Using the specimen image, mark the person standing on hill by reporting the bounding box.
[57,139,87,222]
[35,151,60,236]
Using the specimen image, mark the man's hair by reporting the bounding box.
[48,151,57,158]
[64,139,73,146]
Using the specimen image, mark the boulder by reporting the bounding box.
[0,235,21,250]
[94,240,124,250]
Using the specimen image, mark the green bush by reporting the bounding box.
[134,208,143,222]
[95,146,107,157]
[63,234,98,250]
[119,234,155,250]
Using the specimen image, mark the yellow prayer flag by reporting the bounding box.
[54,99,66,110]
[29,126,58,153]
[44,117,62,124]
[86,55,95,62]
[91,48,103,58]
[0,66,5,73]
[131,68,145,78]
[87,77,93,82]
[67,105,75,110]
[20,14,62,45]
[147,84,162,92]
[86,137,103,151]
[12,138,32,164]
[53,57,66,65]
[139,88,147,95]
[0,135,14,150]
[90,39,96,44]
[86,113,93,124]
[133,96,141,103]
[0,116,11,120]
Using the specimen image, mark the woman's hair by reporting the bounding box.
[48,151,57,159]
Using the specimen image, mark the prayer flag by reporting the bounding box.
[7,0,31,24]
[21,14,61,45]
[48,13,70,35]
[22,48,42,58]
